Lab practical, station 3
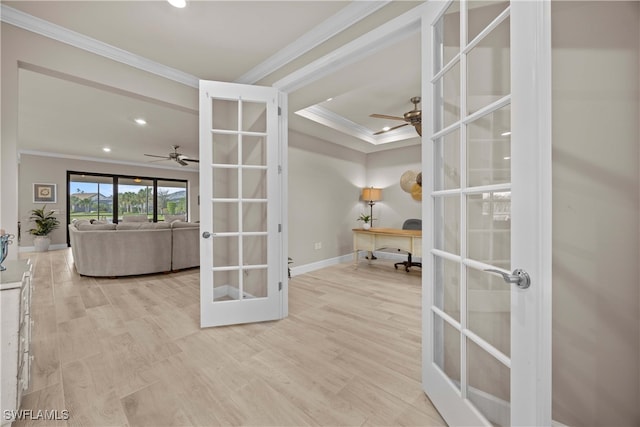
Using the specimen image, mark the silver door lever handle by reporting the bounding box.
[484,268,531,289]
[202,231,211,239]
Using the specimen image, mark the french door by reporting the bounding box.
[199,81,287,328]
[422,1,551,426]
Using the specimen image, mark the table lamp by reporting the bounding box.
[361,187,382,228]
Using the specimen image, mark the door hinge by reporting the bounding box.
[278,281,282,291]
[278,224,282,232]
[278,106,282,116]
[278,165,282,174]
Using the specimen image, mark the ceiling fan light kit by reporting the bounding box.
[371,96,422,136]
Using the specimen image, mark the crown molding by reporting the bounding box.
[19,150,198,173]
[273,2,425,94]
[296,105,375,143]
[296,105,418,145]
[1,4,199,88]
[235,1,391,85]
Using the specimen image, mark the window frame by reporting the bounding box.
[66,171,189,245]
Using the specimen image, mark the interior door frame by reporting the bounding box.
[421,1,552,425]
[510,2,552,421]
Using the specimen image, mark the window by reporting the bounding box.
[157,180,187,221]
[67,172,189,238]
[69,174,114,223]
[118,178,155,222]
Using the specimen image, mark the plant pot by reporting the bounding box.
[362,222,371,230]
[33,236,51,252]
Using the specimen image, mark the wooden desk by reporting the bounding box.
[352,228,422,266]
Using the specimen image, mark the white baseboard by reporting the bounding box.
[290,254,353,277]
[290,250,421,277]
[19,243,68,253]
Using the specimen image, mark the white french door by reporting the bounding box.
[422,1,551,426]
[199,81,287,328]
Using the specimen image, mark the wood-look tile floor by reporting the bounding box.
[16,249,445,427]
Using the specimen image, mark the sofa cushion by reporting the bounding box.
[116,223,143,230]
[164,214,186,222]
[116,222,171,230]
[122,214,148,222]
[77,223,117,231]
[140,222,171,230]
[171,221,199,229]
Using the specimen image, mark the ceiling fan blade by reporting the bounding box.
[177,154,199,163]
[144,154,170,159]
[148,158,170,163]
[370,114,406,121]
[177,159,189,166]
[373,123,408,135]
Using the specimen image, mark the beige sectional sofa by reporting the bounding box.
[68,219,199,277]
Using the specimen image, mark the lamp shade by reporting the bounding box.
[362,187,382,202]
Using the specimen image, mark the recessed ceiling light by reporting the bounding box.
[503,156,511,160]
[167,0,186,8]
[134,118,147,125]
[501,131,511,136]
[326,97,334,102]
[382,126,391,131]
[103,147,111,152]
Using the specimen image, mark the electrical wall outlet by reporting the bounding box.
[314,242,322,250]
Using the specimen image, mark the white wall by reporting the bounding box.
[287,131,422,269]
[552,2,640,426]
[18,154,198,249]
[288,130,366,267]
[366,144,421,229]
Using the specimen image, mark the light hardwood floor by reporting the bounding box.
[15,249,445,427]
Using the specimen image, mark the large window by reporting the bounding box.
[68,172,189,229]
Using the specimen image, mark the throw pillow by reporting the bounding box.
[164,214,186,222]
[122,214,148,222]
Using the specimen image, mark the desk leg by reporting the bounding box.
[353,250,359,268]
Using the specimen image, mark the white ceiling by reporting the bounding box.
[4,0,423,169]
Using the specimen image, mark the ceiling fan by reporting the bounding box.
[144,145,199,166]
[370,96,422,136]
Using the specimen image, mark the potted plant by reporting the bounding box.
[29,205,60,252]
[357,213,372,230]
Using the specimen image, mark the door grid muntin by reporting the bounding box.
[209,97,269,302]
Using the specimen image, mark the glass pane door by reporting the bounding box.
[118,178,154,222]
[433,2,512,425]
[199,81,285,328]
[423,1,551,425]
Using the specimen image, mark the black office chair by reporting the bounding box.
[394,218,422,272]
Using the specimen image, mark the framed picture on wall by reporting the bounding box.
[33,183,57,203]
